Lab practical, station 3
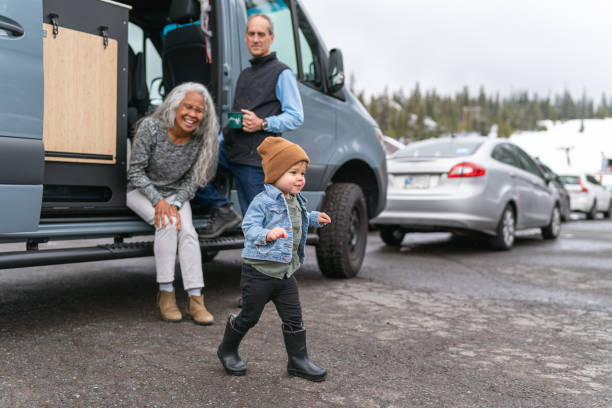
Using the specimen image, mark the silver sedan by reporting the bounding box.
[371,137,561,250]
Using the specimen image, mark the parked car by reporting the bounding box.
[534,160,571,222]
[558,174,612,219]
[372,137,561,250]
[597,173,612,193]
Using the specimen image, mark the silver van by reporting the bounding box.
[0,0,387,278]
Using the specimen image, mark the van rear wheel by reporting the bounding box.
[201,248,218,263]
[316,183,368,278]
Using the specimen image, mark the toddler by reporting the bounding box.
[217,137,331,382]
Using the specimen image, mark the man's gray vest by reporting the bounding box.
[224,53,289,167]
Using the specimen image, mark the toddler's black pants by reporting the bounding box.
[233,263,303,333]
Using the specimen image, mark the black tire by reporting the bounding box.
[541,205,561,240]
[560,198,571,222]
[489,204,515,250]
[586,200,597,220]
[603,201,612,219]
[316,183,368,279]
[379,226,405,246]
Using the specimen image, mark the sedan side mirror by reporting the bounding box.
[327,48,345,93]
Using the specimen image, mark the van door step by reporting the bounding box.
[199,234,245,250]
[199,233,319,250]
[99,241,153,254]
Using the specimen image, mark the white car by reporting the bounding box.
[558,174,612,219]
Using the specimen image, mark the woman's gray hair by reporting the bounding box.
[148,82,220,186]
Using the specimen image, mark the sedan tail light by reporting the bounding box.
[448,162,486,178]
[579,179,588,193]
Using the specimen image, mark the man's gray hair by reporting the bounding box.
[247,13,274,35]
[147,82,220,186]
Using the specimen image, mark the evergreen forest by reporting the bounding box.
[354,81,612,142]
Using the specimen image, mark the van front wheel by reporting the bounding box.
[316,183,368,278]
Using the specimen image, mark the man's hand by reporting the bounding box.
[241,109,264,133]
[266,227,288,242]
[318,212,331,225]
[154,199,181,231]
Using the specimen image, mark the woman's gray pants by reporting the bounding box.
[127,189,204,290]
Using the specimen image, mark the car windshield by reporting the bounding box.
[395,139,483,158]
[559,175,580,185]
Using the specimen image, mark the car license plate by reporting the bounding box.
[403,175,431,189]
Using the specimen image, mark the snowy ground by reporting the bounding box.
[510,118,612,176]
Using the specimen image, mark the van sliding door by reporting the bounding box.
[0,0,44,233]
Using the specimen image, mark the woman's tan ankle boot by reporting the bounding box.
[186,294,214,325]
[157,290,182,322]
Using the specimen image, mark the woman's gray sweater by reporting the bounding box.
[127,117,203,206]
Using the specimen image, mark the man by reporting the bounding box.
[196,13,304,239]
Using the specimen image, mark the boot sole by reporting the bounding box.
[217,350,246,376]
[198,218,242,240]
[185,314,213,326]
[288,369,327,382]
[160,315,182,323]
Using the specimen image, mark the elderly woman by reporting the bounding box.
[127,82,219,325]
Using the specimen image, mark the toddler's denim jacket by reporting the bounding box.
[242,184,322,264]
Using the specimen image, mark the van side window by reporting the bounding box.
[128,22,144,53]
[245,0,298,74]
[145,38,163,105]
[128,22,162,106]
[296,6,322,89]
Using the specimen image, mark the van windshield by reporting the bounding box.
[395,139,483,158]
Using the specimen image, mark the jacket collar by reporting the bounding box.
[249,52,277,67]
[263,183,307,205]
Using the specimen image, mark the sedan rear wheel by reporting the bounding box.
[489,204,515,250]
[541,205,561,239]
[379,226,405,246]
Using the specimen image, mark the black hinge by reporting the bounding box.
[99,26,109,49]
[48,13,59,38]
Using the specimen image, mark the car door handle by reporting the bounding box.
[0,16,24,37]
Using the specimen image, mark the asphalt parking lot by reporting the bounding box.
[0,217,611,407]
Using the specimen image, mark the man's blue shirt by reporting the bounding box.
[266,69,304,133]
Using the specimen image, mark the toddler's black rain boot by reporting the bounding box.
[217,314,247,375]
[282,324,327,382]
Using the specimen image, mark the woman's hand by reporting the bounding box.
[154,200,181,231]
[241,109,263,133]
[318,212,331,225]
[266,227,288,242]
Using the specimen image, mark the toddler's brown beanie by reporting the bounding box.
[257,136,310,184]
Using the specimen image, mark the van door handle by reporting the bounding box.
[0,16,24,37]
